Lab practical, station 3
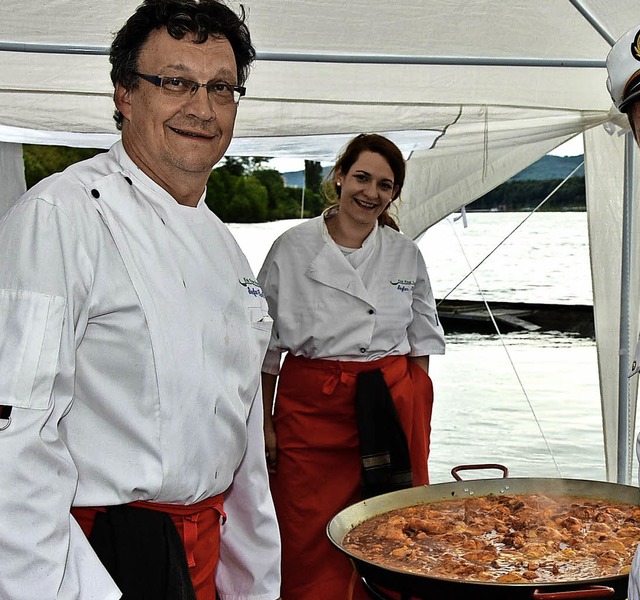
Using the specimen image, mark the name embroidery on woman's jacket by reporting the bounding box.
[390,279,415,292]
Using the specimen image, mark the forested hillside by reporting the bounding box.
[470,155,585,211]
[511,154,584,180]
[469,176,585,211]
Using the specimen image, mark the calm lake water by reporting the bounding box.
[418,212,608,483]
[230,212,636,486]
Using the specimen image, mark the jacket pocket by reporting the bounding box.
[0,289,65,409]
[249,305,273,334]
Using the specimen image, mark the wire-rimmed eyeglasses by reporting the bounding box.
[135,73,246,105]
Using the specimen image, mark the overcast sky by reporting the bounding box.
[548,133,584,157]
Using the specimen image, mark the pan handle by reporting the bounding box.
[451,463,509,481]
[531,585,615,599]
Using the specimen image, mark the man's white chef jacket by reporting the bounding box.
[258,214,445,374]
[0,142,281,600]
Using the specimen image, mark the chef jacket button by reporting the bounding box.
[124,176,133,185]
[91,189,100,198]
[368,309,374,315]
[360,347,366,353]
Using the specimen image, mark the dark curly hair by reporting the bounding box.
[324,134,406,231]
[109,0,255,130]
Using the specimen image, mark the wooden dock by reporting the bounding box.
[436,299,594,337]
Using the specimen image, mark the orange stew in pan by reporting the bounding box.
[342,493,640,583]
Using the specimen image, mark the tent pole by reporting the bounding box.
[566,0,616,46]
[618,132,636,484]
[0,41,606,68]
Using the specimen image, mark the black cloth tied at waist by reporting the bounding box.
[88,504,197,600]
[355,368,413,499]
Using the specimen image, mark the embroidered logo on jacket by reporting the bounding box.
[239,277,265,298]
[390,279,415,292]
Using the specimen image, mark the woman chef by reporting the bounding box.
[257,133,446,599]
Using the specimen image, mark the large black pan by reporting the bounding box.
[327,475,640,600]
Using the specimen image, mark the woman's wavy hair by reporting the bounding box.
[323,133,405,231]
[109,0,255,130]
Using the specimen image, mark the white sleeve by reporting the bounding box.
[407,249,446,356]
[257,245,285,376]
[217,382,281,600]
[0,197,120,600]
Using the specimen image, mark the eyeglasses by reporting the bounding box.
[135,73,246,105]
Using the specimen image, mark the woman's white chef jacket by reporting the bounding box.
[0,142,281,600]
[258,214,445,375]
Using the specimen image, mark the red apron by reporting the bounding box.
[72,495,225,600]
[270,353,434,600]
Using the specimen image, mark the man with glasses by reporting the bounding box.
[0,1,281,599]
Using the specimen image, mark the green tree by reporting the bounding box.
[228,176,268,222]
[220,156,250,176]
[304,160,323,194]
[275,186,305,220]
[206,167,238,219]
[23,151,49,190]
[252,169,288,218]
[205,168,269,222]
[221,156,271,176]
[248,167,325,220]
[250,156,271,171]
[302,189,324,217]
[23,144,104,188]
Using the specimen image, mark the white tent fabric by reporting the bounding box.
[585,124,640,480]
[1,0,639,481]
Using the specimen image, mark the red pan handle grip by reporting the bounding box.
[451,463,509,481]
[531,585,615,599]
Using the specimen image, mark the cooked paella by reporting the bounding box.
[342,493,640,583]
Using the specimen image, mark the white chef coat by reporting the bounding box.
[258,213,445,375]
[0,142,280,600]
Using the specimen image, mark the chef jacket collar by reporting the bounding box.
[111,141,208,209]
[321,205,379,251]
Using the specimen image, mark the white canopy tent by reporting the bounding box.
[1,0,639,482]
